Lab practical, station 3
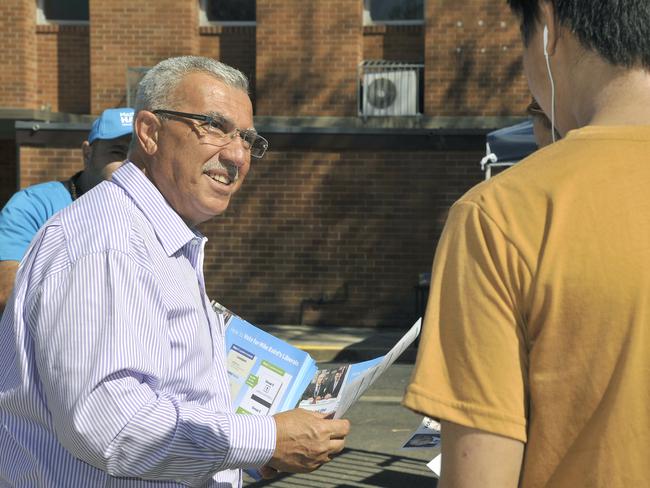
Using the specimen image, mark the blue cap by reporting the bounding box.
[88,108,134,144]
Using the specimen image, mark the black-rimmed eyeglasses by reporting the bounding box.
[152,109,269,159]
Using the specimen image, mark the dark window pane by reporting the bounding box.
[369,0,423,21]
[206,0,256,22]
[43,0,89,21]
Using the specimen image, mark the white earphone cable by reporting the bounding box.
[543,26,557,143]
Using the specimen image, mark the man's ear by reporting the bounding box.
[134,111,161,156]
[539,0,559,56]
[81,140,92,167]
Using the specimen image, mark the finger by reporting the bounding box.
[327,438,346,456]
[328,419,351,437]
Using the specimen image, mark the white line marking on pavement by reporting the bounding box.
[357,395,403,403]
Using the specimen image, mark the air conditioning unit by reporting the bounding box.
[362,69,418,116]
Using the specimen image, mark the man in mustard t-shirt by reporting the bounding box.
[404,1,650,487]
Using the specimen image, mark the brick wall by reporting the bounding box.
[200,26,257,105]
[36,25,90,113]
[19,146,83,188]
[363,25,424,62]
[424,0,529,116]
[89,0,200,114]
[256,0,363,116]
[199,149,484,327]
[0,0,37,109]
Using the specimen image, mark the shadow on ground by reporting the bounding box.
[245,447,437,487]
[332,332,419,363]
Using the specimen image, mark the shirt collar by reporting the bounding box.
[111,161,202,256]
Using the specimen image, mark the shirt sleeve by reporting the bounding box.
[27,245,276,484]
[0,190,45,261]
[403,201,531,442]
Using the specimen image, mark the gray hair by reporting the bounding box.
[134,56,249,113]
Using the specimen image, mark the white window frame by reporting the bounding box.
[198,0,256,27]
[362,0,425,26]
[36,0,89,25]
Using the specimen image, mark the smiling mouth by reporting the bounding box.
[203,163,239,186]
[206,172,233,185]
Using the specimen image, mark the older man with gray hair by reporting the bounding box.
[0,56,349,487]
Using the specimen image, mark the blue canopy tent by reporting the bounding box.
[480,120,537,179]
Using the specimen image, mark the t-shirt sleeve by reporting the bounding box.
[403,200,531,442]
[0,184,72,262]
[0,190,44,261]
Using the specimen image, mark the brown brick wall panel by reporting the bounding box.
[256,0,363,116]
[363,25,424,62]
[19,147,83,189]
[199,26,257,105]
[199,149,484,327]
[36,25,90,113]
[89,0,200,113]
[0,0,37,108]
[424,0,529,116]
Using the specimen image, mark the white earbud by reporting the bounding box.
[543,24,549,56]
[542,24,556,142]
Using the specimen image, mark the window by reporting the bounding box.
[199,0,256,25]
[363,0,424,25]
[37,0,89,24]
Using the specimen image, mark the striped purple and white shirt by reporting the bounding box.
[0,162,276,487]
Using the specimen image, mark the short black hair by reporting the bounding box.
[507,0,650,70]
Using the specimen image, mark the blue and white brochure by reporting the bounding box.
[217,299,421,420]
[225,316,318,415]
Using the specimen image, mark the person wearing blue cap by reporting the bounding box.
[0,107,134,312]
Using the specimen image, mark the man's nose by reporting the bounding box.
[219,135,249,168]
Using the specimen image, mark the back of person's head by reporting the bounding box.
[134,56,249,114]
[507,0,650,69]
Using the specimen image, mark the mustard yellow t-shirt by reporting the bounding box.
[404,126,650,487]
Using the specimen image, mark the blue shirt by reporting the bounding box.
[0,181,73,261]
[0,162,276,487]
